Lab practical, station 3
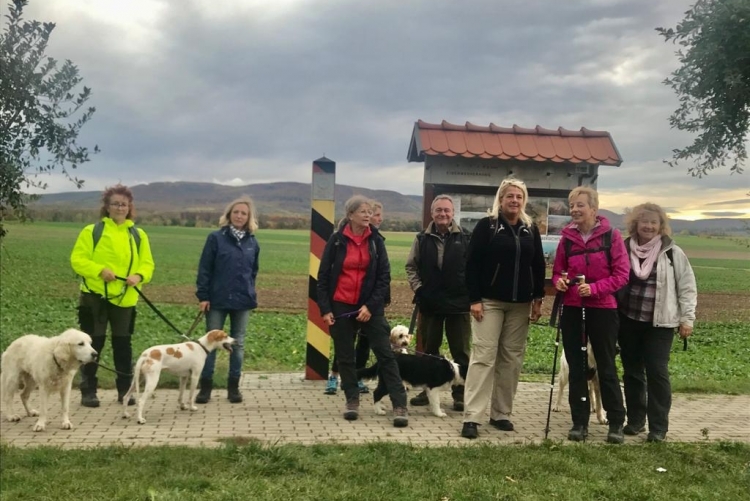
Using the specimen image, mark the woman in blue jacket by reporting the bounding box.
[195,196,260,404]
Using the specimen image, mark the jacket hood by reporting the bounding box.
[425,220,462,235]
[561,215,612,241]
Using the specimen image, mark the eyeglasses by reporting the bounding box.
[109,202,129,208]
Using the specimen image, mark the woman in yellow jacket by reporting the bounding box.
[71,184,155,407]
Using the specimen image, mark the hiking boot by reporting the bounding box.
[393,407,409,428]
[343,400,359,421]
[81,390,100,408]
[607,424,625,444]
[324,375,338,395]
[646,431,667,443]
[568,425,588,442]
[409,390,429,406]
[357,380,369,394]
[195,378,213,404]
[116,378,135,406]
[80,375,100,408]
[227,376,243,403]
[461,422,479,439]
[489,418,514,431]
[623,422,646,436]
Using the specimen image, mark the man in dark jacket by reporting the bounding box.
[405,195,471,411]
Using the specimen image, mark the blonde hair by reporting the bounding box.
[489,178,532,226]
[625,202,672,237]
[371,200,383,212]
[219,196,258,233]
[568,186,599,210]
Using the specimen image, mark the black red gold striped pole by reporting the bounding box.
[306,157,336,380]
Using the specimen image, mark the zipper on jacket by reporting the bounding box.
[510,223,521,301]
[490,264,501,286]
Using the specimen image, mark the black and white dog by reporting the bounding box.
[357,354,467,418]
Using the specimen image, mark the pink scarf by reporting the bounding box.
[630,236,662,280]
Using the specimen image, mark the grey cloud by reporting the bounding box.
[701,212,747,217]
[23,0,736,203]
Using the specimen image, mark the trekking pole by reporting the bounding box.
[544,273,567,439]
[577,274,590,403]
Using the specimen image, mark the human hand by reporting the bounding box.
[100,268,116,282]
[322,313,335,326]
[125,274,142,286]
[199,301,211,313]
[356,305,371,323]
[578,283,591,297]
[470,302,484,322]
[678,323,693,338]
[555,278,568,292]
[529,301,542,322]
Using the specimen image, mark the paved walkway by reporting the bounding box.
[1,373,748,448]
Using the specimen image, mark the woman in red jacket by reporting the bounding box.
[552,186,630,443]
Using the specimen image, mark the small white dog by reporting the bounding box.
[122,330,234,424]
[552,341,606,424]
[389,324,413,354]
[1,329,98,432]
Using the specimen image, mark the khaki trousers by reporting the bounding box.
[463,299,530,423]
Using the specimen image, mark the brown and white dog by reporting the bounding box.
[122,330,234,424]
[552,341,606,424]
[389,324,413,354]
[1,329,98,432]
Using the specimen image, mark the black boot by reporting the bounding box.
[116,378,136,406]
[80,372,100,408]
[195,378,213,404]
[227,376,243,403]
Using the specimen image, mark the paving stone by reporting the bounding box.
[1,375,748,448]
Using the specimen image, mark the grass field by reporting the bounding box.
[1,223,748,393]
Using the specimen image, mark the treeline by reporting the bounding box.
[24,208,424,231]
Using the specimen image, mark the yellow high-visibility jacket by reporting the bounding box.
[70,218,155,307]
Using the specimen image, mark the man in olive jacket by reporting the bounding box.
[405,195,471,410]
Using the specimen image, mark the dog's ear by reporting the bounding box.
[206,330,228,344]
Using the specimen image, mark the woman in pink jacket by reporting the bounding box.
[552,186,630,443]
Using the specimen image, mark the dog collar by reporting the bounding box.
[194,340,210,354]
[52,353,64,371]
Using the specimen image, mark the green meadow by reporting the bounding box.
[1,223,748,393]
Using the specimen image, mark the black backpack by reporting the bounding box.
[563,228,613,267]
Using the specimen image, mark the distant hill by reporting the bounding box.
[30,181,748,234]
[31,181,423,220]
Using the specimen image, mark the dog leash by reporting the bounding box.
[114,276,204,342]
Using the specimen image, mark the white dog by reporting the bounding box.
[552,341,606,424]
[389,324,413,354]
[122,329,235,424]
[1,329,98,432]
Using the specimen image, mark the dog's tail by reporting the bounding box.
[356,363,380,381]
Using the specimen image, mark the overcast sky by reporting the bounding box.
[17,0,749,220]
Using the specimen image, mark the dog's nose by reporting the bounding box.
[92,352,99,361]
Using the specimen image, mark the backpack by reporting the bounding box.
[564,228,613,267]
[92,220,141,251]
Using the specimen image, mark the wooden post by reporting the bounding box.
[306,157,336,380]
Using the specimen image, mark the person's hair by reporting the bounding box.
[371,200,383,212]
[489,177,532,226]
[568,186,599,210]
[219,196,258,233]
[100,184,136,219]
[431,194,455,211]
[337,195,372,229]
[625,202,672,237]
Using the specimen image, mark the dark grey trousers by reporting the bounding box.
[329,301,406,408]
[618,313,675,433]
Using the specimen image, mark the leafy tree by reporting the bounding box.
[0,0,98,238]
[657,0,750,177]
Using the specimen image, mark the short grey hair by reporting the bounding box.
[431,194,455,211]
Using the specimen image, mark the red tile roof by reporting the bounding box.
[408,120,622,166]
